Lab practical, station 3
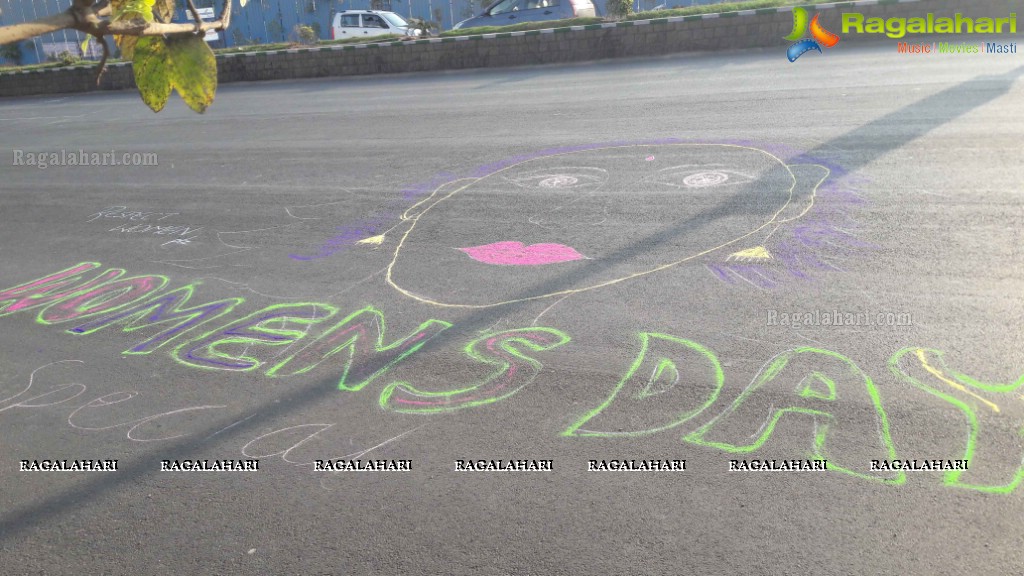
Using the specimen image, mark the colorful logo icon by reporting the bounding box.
[785,7,840,62]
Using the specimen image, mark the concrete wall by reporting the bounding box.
[1,0,1019,98]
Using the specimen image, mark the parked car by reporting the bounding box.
[452,0,596,31]
[331,10,422,40]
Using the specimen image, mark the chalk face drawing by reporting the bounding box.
[458,242,587,266]
[143,141,863,300]
[387,144,827,308]
[153,194,436,300]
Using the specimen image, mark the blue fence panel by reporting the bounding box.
[1,0,740,65]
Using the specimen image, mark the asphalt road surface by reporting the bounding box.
[1,40,1022,575]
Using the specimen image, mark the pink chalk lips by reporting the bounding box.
[458,241,586,266]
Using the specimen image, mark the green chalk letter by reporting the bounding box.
[562,333,723,437]
[174,303,337,371]
[890,347,1024,494]
[37,275,168,324]
[67,284,245,355]
[0,263,118,317]
[686,347,903,484]
[267,305,451,391]
[380,327,569,413]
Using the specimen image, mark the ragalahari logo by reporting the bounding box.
[785,7,840,62]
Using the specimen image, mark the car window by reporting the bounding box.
[381,12,408,27]
[362,14,388,28]
[489,0,523,15]
[340,14,359,27]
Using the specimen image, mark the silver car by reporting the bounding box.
[331,10,422,40]
[453,0,597,31]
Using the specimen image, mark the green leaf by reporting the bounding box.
[165,35,218,113]
[132,36,172,112]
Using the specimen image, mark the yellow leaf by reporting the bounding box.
[165,35,218,113]
[132,36,172,112]
[116,0,156,21]
[131,33,218,114]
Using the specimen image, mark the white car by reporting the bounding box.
[331,10,421,40]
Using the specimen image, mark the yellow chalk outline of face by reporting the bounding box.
[386,143,825,309]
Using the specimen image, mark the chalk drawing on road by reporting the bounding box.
[563,333,724,438]
[516,166,609,229]
[726,245,772,262]
[0,360,226,442]
[683,346,904,484]
[386,143,855,308]
[458,242,590,266]
[0,360,86,415]
[149,182,462,299]
[380,327,571,413]
[152,196,366,288]
[87,206,181,223]
[705,156,870,290]
[891,347,1024,494]
[88,206,203,247]
[913,348,1000,413]
[5,265,1024,492]
[132,142,863,308]
[563,334,905,485]
[161,238,196,248]
[356,234,387,246]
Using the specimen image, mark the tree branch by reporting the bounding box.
[0,12,76,45]
[220,0,232,31]
[101,18,228,35]
[184,0,204,32]
[93,34,109,84]
[0,0,234,47]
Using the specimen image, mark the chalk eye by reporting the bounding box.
[507,167,608,190]
[646,167,755,189]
